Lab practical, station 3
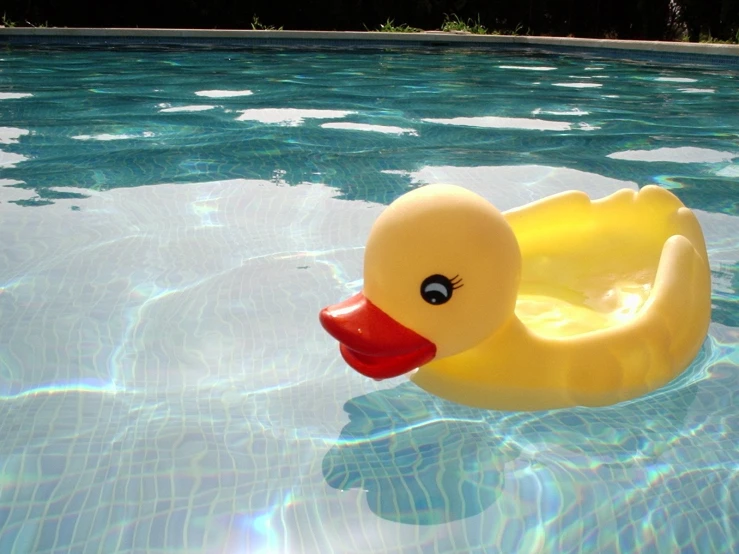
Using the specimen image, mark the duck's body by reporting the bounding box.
[320,184,711,411]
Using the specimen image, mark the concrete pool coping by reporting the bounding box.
[2,27,739,65]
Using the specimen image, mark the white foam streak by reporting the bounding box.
[236,108,354,126]
[423,116,572,131]
[608,147,737,163]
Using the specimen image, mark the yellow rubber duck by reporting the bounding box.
[319,184,712,411]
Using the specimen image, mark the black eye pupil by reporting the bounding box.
[420,275,455,306]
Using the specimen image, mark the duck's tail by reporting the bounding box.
[562,186,712,407]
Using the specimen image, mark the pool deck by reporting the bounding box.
[1,27,739,65]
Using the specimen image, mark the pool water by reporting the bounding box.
[1,43,738,553]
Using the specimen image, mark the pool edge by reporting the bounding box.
[2,28,739,65]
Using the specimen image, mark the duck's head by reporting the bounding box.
[320,184,521,380]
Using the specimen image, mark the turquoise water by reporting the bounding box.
[1,44,738,553]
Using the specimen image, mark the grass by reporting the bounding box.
[675,30,739,44]
[376,18,423,33]
[375,14,528,35]
[439,14,528,36]
[698,31,739,44]
[1,13,48,28]
[250,15,282,31]
[440,14,488,34]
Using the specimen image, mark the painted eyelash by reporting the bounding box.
[450,275,464,289]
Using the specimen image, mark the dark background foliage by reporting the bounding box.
[3,0,738,42]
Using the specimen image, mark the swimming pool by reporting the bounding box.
[1,39,738,553]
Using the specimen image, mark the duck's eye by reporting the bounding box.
[420,274,463,305]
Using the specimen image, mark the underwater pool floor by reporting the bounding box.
[0,43,738,553]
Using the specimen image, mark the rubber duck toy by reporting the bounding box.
[319,184,711,411]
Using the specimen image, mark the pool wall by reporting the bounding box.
[2,27,739,67]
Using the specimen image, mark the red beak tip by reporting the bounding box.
[319,293,436,379]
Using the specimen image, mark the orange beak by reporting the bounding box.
[319,293,436,380]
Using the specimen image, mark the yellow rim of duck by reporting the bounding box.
[326,184,711,411]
